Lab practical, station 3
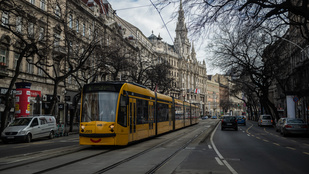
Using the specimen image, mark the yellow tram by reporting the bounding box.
[79,82,199,146]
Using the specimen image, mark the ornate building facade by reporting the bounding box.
[147,1,208,116]
[0,0,209,129]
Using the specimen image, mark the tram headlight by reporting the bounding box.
[109,124,115,132]
[81,124,85,132]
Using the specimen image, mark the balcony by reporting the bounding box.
[0,62,9,78]
[52,46,67,60]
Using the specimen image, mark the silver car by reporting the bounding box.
[258,115,273,126]
[276,118,286,132]
[281,118,308,137]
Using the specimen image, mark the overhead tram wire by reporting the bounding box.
[114,4,153,11]
[149,0,174,44]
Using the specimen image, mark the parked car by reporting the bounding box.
[201,116,208,120]
[1,116,57,143]
[221,116,238,131]
[258,115,273,126]
[211,116,217,119]
[276,118,286,132]
[237,116,246,125]
[281,118,308,137]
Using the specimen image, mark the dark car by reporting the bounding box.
[221,116,238,131]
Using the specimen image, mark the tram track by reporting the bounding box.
[0,120,218,174]
[93,123,213,174]
[0,145,86,171]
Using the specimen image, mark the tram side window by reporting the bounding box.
[137,99,148,124]
[158,103,168,122]
[175,105,183,120]
[185,105,190,119]
[191,107,195,118]
[117,95,127,127]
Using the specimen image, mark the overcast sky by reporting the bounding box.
[108,0,219,74]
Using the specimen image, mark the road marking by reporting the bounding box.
[211,123,238,174]
[13,145,29,148]
[222,159,238,174]
[303,152,309,155]
[263,139,269,142]
[273,143,280,146]
[215,157,224,165]
[256,137,261,139]
[208,145,212,149]
[286,147,296,150]
[246,124,253,134]
[247,134,250,137]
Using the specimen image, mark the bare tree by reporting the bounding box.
[0,0,49,132]
[156,0,309,41]
[146,62,174,94]
[99,40,137,81]
[29,0,106,122]
[209,24,281,120]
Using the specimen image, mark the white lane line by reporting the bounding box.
[211,123,238,174]
[222,159,238,174]
[215,157,224,165]
[208,145,212,149]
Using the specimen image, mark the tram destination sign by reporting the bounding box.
[84,84,118,92]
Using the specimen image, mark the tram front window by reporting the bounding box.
[82,92,118,122]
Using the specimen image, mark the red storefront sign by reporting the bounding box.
[15,82,32,118]
[30,90,41,97]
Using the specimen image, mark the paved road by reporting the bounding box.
[213,120,309,174]
[1,119,308,174]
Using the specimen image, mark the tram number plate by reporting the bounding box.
[85,130,92,133]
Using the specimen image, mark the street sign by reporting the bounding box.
[293,96,299,103]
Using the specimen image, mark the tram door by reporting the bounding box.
[129,98,136,142]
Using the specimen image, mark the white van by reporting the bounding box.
[1,116,57,143]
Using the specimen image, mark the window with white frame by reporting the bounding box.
[40,0,45,10]
[76,19,79,33]
[30,0,35,5]
[14,53,20,69]
[16,16,22,33]
[55,5,60,17]
[39,27,45,41]
[38,66,43,75]
[28,22,34,38]
[69,14,73,28]
[54,33,60,47]
[27,57,33,74]
[68,68,72,84]
[82,23,85,36]
[0,48,7,65]
[2,11,9,27]
[88,26,91,39]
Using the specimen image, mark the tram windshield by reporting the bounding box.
[81,92,118,122]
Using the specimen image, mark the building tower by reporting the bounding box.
[174,0,191,59]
